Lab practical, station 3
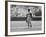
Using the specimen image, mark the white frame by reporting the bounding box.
[6,1,45,36]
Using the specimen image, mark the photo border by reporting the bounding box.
[5,1,45,36]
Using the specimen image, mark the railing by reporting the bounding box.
[11,16,42,21]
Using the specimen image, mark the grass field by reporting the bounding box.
[10,21,42,32]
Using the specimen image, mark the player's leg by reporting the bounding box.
[27,21,29,29]
[26,18,28,27]
[27,22,29,29]
[29,20,32,27]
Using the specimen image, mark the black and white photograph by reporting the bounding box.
[5,1,45,36]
